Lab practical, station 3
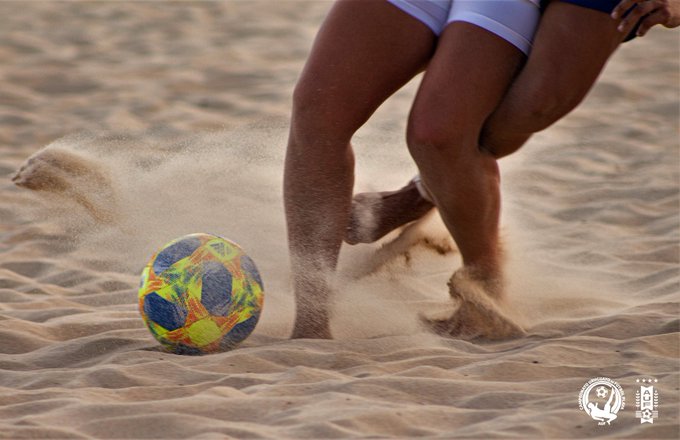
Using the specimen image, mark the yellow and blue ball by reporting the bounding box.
[138,233,263,354]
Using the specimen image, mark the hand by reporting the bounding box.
[611,0,680,37]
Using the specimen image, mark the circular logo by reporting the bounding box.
[578,377,625,425]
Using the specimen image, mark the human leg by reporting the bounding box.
[406,21,529,338]
[285,0,435,338]
[480,0,628,157]
[407,21,525,287]
[345,177,435,245]
[346,1,632,244]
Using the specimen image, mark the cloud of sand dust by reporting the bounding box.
[13,127,441,341]
[12,126,632,342]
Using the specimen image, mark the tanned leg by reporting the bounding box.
[480,1,626,157]
[346,2,627,245]
[345,178,435,245]
[406,23,526,338]
[285,0,435,338]
[408,22,524,284]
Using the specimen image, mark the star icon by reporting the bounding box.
[637,377,658,384]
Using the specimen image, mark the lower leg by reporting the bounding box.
[411,129,524,339]
[284,128,354,338]
[284,0,435,338]
[415,143,504,286]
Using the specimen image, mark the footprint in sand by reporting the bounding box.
[12,147,119,225]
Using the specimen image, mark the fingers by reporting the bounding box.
[611,0,638,19]
[637,8,672,35]
[611,0,679,37]
[618,0,658,35]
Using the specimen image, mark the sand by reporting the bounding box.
[0,1,678,438]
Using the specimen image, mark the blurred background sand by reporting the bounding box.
[0,1,678,438]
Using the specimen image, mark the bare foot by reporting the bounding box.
[12,147,119,224]
[422,269,525,340]
[345,179,435,245]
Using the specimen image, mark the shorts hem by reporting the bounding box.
[447,12,533,55]
[387,0,445,35]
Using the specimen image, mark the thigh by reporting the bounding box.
[409,21,525,149]
[294,0,437,133]
[526,1,624,105]
[479,1,628,157]
[483,0,627,151]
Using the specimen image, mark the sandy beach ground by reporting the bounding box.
[0,1,678,438]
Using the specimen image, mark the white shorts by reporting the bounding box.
[387,0,541,55]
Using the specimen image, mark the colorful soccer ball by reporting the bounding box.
[138,233,264,354]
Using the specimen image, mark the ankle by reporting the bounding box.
[451,265,504,299]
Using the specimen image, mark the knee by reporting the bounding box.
[480,78,592,158]
[517,81,589,133]
[406,109,478,167]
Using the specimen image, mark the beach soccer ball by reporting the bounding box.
[138,233,264,354]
